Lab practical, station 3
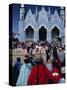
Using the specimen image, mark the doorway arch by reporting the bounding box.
[39,26,47,41]
[51,26,60,42]
[25,26,34,40]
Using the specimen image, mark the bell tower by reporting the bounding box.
[19,4,25,41]
[60,7,65,22]
[20,4,25,20]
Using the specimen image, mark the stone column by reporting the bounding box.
[47,30,51,42]
[60,29,65,37]
[19,20,25,41]
[60,29,65,44]
[34,30,39,41]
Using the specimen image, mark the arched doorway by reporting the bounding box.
[39,26,47,41]
[51,26,60,41]
[25,26,34,40]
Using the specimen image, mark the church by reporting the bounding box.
[19,4,65,43]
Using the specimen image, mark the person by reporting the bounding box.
[27,56,53,85]
[51,68,62,83]
[46,56,53,72]
[57,47,65,63]
[13,57,22,86]
[16,54,32,86]
[14,57,22,72]
[52,58,61,74]
[41,46,47,64]
[34,46,41,60]
[45,55,53,84]
[53,47,58,59]
[60,57,65,80]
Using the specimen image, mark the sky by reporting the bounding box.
[24,4,61,15]
[10,4,65,33]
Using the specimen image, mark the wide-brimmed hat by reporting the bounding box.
[23,54,29,59]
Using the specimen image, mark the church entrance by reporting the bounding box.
[51,26,60,42]
[25,26,34,41]
[39,26,47,41]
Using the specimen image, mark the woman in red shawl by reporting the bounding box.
[27,56,53,85]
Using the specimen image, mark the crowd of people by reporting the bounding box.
[10,40,65,86]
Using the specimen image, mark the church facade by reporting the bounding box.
[19,4,65,42]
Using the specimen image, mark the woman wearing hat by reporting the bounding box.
[16,52,33,86]
[27,55,54,85]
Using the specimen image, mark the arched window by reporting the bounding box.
[25,26,34,40]
[51,26,60,41]
[39,26,47,41]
